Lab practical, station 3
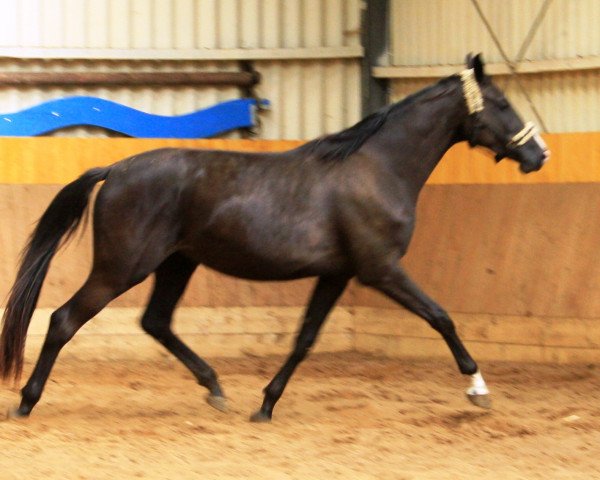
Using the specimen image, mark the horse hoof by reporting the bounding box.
[5,407,28,420]
[206,395,228,413]
[249,410,272,423]
[467,392,492,409]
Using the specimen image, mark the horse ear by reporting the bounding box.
[473,53,485,82]
[465,53,474,68]
[465,52,486,82]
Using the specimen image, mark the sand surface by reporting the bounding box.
[1,352,599,479]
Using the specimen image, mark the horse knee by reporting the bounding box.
[198,368,220,390]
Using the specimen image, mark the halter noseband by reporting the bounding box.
[508,121,538,147]
[459,68,538,152]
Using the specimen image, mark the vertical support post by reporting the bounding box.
[361,0,390,117]
[239,60,262,138]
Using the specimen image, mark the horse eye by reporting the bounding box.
[498,100,510,110]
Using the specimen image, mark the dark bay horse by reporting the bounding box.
[0,54,548,422]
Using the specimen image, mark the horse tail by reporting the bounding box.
[0,166,111,382]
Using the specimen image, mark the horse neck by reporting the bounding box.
[368,84,466,196]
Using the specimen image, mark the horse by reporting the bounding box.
[0,54,549,422]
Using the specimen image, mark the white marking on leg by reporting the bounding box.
[467,370,489,396]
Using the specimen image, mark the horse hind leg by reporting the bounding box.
[140,253,226,412]
[8,275,123,418]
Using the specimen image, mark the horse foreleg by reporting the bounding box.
[250,275,349,423]
[360,264,491,409]
[140,254,226,411]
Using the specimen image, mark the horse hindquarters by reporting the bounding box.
[7,157,194,417]
[0,166,111,383]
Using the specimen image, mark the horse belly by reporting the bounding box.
[206,255,345,281]
[183,173,351,279]
[185,225,348,281]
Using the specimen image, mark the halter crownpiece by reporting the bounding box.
[460,68,484,114]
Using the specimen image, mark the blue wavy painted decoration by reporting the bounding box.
[0,96,269,138]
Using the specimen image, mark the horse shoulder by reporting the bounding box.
[332,163,417,265]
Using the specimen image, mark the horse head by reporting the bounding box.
[459,53,550,173]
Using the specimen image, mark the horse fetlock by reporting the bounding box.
[21,382,42,403]
[459,358,478,376]
[198,370,221,393]
[264,380,285,403]
[466,370,489,392]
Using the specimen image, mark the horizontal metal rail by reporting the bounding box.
[0,71,260,87]
[373,55,600,79]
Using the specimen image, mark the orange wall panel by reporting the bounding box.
[0,138,303,185]
[428,132,600,185]
[0,133,598,185]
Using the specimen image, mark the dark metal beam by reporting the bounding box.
[361,0,390,116]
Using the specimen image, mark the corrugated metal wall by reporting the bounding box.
[0,0,363,139]
[391,0,600,64]
[0,0,363,54]
[388,0,600,133]
[3,1,596,138]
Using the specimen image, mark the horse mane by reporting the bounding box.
[298,75,459,162]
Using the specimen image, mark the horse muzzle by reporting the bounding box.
[519,149,549,173]
[508,122,550,173]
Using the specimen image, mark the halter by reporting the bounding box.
[508,121,538,147]
[460,68,484,115]
[459,68,541,152]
